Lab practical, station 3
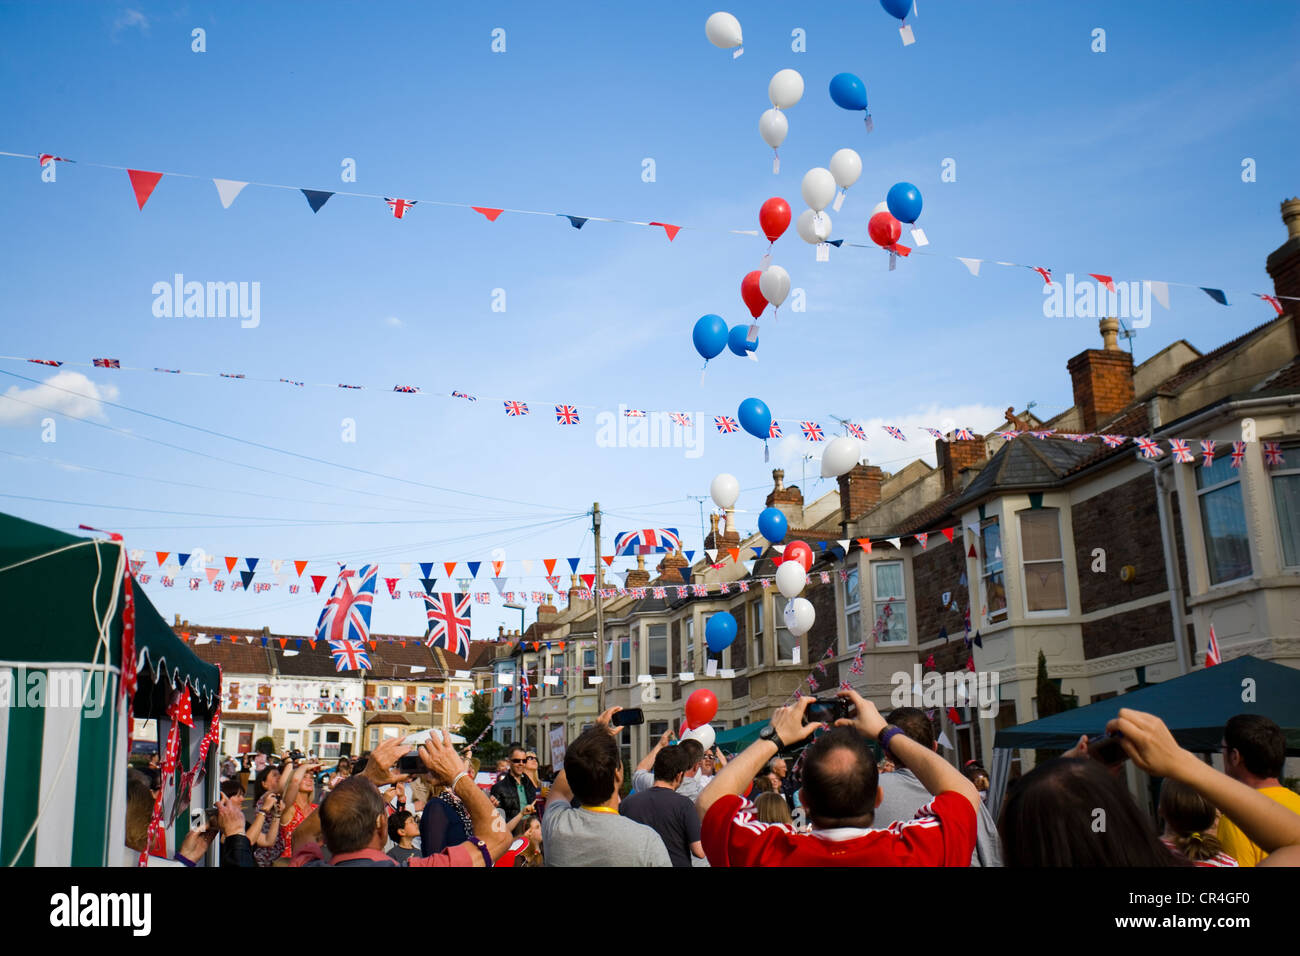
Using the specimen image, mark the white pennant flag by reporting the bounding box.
[957,257,982,277]
[837,539,850,552]
[1146,280,1170,310]
[400,562,411,578]
[271,559,283,573]
[705,549,717,564]
[887,537,901,550]
[772,544,786,555]
[521,559,533,574]
[938,731,954,750]
[213,178,248,209]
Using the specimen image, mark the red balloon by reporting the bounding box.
[685,689,718,730]
[784,540,813,573]
[741,270,767,319]
[759,197,791,244]
[869,211,902,248]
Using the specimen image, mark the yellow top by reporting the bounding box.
[580,804,619,814]
[1216,786,1300,867]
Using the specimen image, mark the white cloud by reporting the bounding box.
[112,9,150,35]
[384,316,403,328]
[0,371,120,427]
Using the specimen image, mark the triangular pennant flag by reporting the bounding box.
[521,559,533,574]
[837,539,850,552]
[580,573,595,589]
[649,221,680,241]
[772,544,786,555]
[294,560,308,577]
[1147,280,1170,310]
[956,257,982,277]
[941,528,954,542]
[568,557,581,574]
[750,546,763,558]
[311,574,326,594]
[973,631,982,648]
[245,557,259,572]
[127,169,163,210]
[492,560,505,577]
[601,555,615,567]
[301,189,334,213]
[561,214,588,229]
[420,578,437,595]
[817,542,828,551]
[728,548,740,563]
[205,567,219,584]
[887,537,901,550]
[467,561,481,578]
[224,556,238,573]
[679,566,692,584]
[968,543,977,558]
[443,562,457,577]
[705,550,717,564]
[279,638,288,649]
[541,558,556,576]
[177,553,190,567]
[856,538,873,554]
[471,206,504,222]
[213,178,248,209]
[493,577,509,596]
[1200,287,1228,306]
[240,570,255,589]
[155,551,170,567]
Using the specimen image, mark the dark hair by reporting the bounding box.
[220,778,245,799]
[253,765,280,802]
[678,739,705,769]
[1000,758,1184,867]
[512,815,537,839]
[564,729,621,805]
[653,744,692,783]
[125,770,154,850]
[508,744,527,759]
[751,775,774,795]
[320,777,386,855]
[755,792,793,825]
[1224,714,1285,779]
[800,727,879,826]
[886,707,936,752]
[963,761,989,785]
[1159,778,1227,863]
[387,809,413,844]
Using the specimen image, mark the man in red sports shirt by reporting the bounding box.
[697,688,979,866]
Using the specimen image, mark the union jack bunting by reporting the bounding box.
[1230,441,1247,468]
[1031,266,1052,285]
[998,430,1021,440]
[475,592,490,604]
[846,422,866,440]
[1136,437,1163,459]
[738,581,749,592]
[652,587,667,598]
[715,415,738,433]
[883,426,905,441]
[1065,433,1093,442]
[924,427,946,441]
[670,412,692,427]
[423,592,472,657]
[819,571,830,584]
[155,368,181,373]
[631,587,646,599]
[1169,439,1193,463]
[555,404,580,425]
[769,421,782,439]
[393,385,419,393]
[315,564,378,644]
[614,528,681,555]
[692,584,708,596]
[1256,293,1285,316]
[674,587,688,599]
[328,640,371,672]
[385,197,416,219]
[213,579,225,591]
[954,428,975,441]
[1264,441,1285,467]
[189,578,199,590]
[1200,440,1217,467]
[220,373,246,379]
[1028,430,1055,439]
[1100,434,1127,448]
[624,409,646,417]
[338,384,362,389]
[800,422,825,441]
[719,582,730,594]
[503,400,529,416]
[92,358,120,368]
[280,378,303,386]
[452,391,477,402]
[28,359,62,367]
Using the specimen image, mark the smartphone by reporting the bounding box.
[1088,733,1127,766]
[611,707,645,727]
[803,697,849,725]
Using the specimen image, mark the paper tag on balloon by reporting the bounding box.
[889,251,898,272]
[900,25,915,45]
[911,227,929,246]
[792,646,801,665]
[816,242,830,262]
[832,190,846,213]
[706,659,718,676]
[865,113,874,132]
[733,46,743,58]
[747,323,759,343]
[720,668,736,679]
[748,350,758,362]
[772,155,780,175]
[588,675,603,685]
[759,253,772,270]
[678,671,694,682]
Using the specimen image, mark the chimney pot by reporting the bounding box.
[1100,316,1120,351]
[1283,197,1300,240]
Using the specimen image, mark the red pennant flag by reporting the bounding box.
[558,641,566,650]
[967,656,976,672]
[369,641,377,650]
[155,551,170,566]
[543,558,557,576]
[941,528,954,542]
[532,642,540,652]
[925,653,936,668]
[308,640,316,649]
[968,543,977,558]
[649,221,680,241]
[127,169,164,210]
[443,562,457,578]
[385,577,399,597]
[947,706,962,724]
[472,206,503,222]
[580,573,595,589]
[310,574,327,594]
[492,561,504,577]
[1089,273,1117,293]
[167,687,194,727]
[224,556,238,573]
[728,548,740,563]
[279,638,288,649]
[294,560,308,577]
[400,641,406,647]
[856,538,872,554]
[602,555,614,567]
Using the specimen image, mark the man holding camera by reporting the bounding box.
[696,689,979,866]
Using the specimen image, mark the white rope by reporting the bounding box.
[0,539,99,576]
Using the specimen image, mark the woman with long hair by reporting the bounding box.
[512,815,543,867]
[755,791,793,826]
[1159,777,1237,866]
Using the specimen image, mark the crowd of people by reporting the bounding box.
[126,689,1300,867]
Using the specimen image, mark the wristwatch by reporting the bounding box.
[758,724,785,752]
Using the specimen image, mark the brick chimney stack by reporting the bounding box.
[936,434,987,494]
[1067,317,1135,432]
[765,468,804,526]
[837,463,884,524]
[538,597,557,619]
[657,548,690,584]
[625,554,650,588]
[703,512,721,549]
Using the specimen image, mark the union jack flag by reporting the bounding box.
[1200,440,1217,467]
[555,404,580,425]
[1255,293,1285,316]
[846,423,866,440]
[614,528,681,555]
[92,358,120,368]
[1066,433,1093,442]
[1028,430,1055,439]
[520,667,531,716]
[769,421,782,439]
[883,426,905,441]
[715,415,738,433]
[503,401,529,416]
[624,409,646,418]
[475,592,490,604]
[1031,266,1052,286]
[220,373,246,379]
[801,422,825,442]
[924,427,946,441]
[328,640,371,672]
[954,428,975,441]
[1230,441,1247,468]
[386,197,416,219]
[28,359,61,367]
[452,391,476,402]
[1205,623,1221,667]
[1136,437,1163,459]
[339,384,362,389]
[670,412,691,428]
[1264,441,1285,467]
[998,430,1021,440]
[423,592,472,657]
[652,586,667,599]
[1100,434,1127,448]
[393,385,419,393]
[280,378,303,386]
[1169,439,1193,463]
[314,564,378,645]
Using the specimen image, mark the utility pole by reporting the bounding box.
[592,502,605,714]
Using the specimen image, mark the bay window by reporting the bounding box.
[1197,450,1252,584]
[872,561,908,644]
[1018,508,1067,612]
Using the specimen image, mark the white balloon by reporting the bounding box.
[775,561,807,599]
[710,473,740,510]
[759,108,788,149]
[829,148,862,189]
[820,436,862,477]
[801,167,836,212]
[705,12,743,49]
[682,723,716,751]
[783,597,815,637]
[871,201,889,216]
[795,208,820,245]
[759,265,790,308]
[768,69,804,109]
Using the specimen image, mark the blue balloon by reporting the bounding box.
[829,73,868,113]
[737,397,772,440]
[886,182,923,225]
[692,314,728,361]
[728,324,757,356]
[880,0,911,20]
[705,612,738,653]
[758,507,788,543]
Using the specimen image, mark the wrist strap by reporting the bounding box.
[878,726,904,753]
[468,836,492,868]
[451,771,469,791]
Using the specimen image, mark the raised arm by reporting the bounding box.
[637,729,674,774]
[418,732,510,862]
[697,697,821,819]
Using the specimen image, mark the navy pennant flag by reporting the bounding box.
[302,189,334,213]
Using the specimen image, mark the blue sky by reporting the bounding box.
[1,1,1297,638]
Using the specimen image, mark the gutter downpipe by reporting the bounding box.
[1144,452,1190,677]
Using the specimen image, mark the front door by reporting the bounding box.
[237,730,252,753]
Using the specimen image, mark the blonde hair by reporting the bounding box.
[755,791,793,825]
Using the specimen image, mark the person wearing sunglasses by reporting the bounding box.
[489,746,538,825]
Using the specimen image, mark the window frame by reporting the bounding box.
[1196,448,1254,586]
[872,560,908,645]
[647,623,669,678]
[774,595,797,663]
[684,617,695,673]
[1270,443,1300,569]
[980,516,1009,624]
[750,600,765,668]
[1017,507,1068,616]
[844,565,862,650]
